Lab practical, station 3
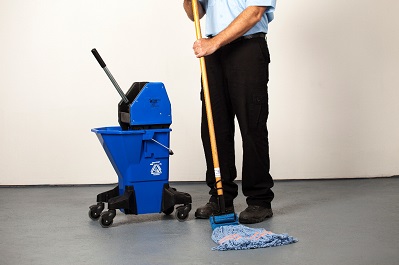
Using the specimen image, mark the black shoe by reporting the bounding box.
[195,202,235,219]
[239,205,273,224]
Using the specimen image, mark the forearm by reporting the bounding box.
[211,6,267,49]
[183,0,205,21]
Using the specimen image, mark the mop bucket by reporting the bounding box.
[88,49,192,227]
[92,126,171,214]
[90,124,191,228]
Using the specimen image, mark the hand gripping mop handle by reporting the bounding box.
[191,1,226,213]
[91,48,129,104]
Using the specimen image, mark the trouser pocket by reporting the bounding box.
[248,94,268,129]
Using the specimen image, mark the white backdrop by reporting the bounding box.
[0,0,398,185]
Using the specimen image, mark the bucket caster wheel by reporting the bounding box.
[88,202,105,220]
[99,210,116,228]
[175,205,190,222]
[163,207,174,216]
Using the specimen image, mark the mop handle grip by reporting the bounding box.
[91,48,106,68]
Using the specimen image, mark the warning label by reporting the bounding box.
[150,161,162,176]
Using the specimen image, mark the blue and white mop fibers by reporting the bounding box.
[211,224,298,251]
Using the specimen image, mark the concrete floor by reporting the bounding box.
[0,177,398,265]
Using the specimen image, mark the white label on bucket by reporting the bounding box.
[214,168,221,178]
[150,161,162,176]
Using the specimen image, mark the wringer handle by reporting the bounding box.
[91,48,106,68]
[90,48,129,104]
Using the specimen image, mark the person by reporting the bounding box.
[183,0,276,224]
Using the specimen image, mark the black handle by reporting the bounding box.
[91,48,106,68]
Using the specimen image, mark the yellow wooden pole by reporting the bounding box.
[191,0,223,198]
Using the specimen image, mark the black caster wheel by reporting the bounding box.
[99,210,116,228]
[163,207,174,215]
[175,205,190,222]
[88,202,105,220]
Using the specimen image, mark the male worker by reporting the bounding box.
[183,0,276,224]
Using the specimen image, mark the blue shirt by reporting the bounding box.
[198,0,276,37]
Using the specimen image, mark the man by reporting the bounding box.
[183,0,276,224]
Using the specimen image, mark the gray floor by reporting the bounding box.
[1,177,398,265]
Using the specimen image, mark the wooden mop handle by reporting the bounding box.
[191,1,223,197]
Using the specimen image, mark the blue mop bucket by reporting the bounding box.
[92,126,171,214]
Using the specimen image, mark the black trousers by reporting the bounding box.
[201,36,274,208]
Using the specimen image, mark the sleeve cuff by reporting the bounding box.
[246,0,276,12]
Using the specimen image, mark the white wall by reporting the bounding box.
[0,0,398,185]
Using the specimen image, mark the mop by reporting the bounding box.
[190,1,298,251]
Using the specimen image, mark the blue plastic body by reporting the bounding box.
[91,82,175,215]
[210,213,239,230]
[130,82,171,126]
[92,126,171,214]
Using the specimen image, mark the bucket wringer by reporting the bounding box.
[88,49,192,228]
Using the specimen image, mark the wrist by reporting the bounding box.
[211,34,225,50]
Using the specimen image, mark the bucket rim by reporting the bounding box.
[91,126,171,135]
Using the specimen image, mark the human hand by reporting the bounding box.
[193,38,220,58]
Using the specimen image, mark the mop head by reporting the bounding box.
[210,213,239,230]
[211,224,298,251]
